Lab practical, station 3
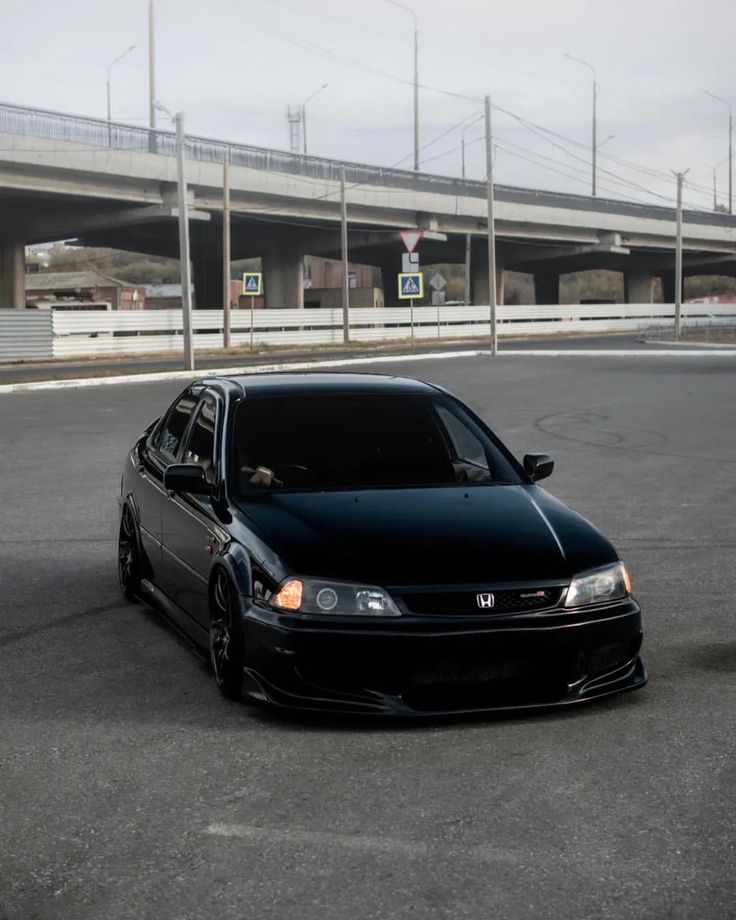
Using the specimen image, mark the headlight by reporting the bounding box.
[271,577,401,617]
[564,562,632,608]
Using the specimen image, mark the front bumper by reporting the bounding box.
[240,601,646,717]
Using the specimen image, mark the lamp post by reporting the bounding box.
[155,101,194,371]
[387,0,419,170]
[713,156,729,211]
[148,0,156,131]
[461,123,476,306]
[564,53,598,196]
[106,44,136,144]
[705,91,733,213]
[302,83,328,156]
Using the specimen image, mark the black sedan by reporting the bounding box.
[118,372,646,716]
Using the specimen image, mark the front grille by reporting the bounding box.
[401,587,563,616]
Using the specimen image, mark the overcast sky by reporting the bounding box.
[1,0,734,211]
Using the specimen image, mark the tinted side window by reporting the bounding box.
[183,394,217,483]
[158,391,198,459]
[436,405,489,470]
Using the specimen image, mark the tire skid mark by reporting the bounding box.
[532,410,734,464]
[0,601,127,651]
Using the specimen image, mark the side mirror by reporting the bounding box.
[524,453,554,483]
[164,463,211,496]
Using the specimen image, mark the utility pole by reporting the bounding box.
[175,112,194,371]
[485,95,497,355]
[714,167,717,211]
[672,169,689,342]
[222,149,231,349]
[413,22,419,170]
[148,0,157,153]
[592,78,597,196]
[565,53,598,196]
[340,167,350,343]
[705,91,733,214]
[462,124,471,305]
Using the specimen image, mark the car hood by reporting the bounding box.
[236,485,618,587]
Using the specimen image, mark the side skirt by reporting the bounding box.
[140,578,209,657]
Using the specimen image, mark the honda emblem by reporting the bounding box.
[476,592,495,609]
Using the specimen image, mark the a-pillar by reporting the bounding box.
[191,223,224,309]
[624,272,655,303]
[0,239,25,309]
[534,271,560,305]
[470,254,505,305]
[263,241,304,309]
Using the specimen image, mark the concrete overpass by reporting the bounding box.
[1,100,735,309]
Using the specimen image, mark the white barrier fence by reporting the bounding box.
[43,301,736,359]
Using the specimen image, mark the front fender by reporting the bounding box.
[216,542,253,600]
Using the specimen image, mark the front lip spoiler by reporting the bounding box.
[242,656,648,718]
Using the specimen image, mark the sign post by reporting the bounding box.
[429,272,446,338]
[398,272,424,347]
[242,272,263,351]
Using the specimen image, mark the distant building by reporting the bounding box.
[25,270,144,310]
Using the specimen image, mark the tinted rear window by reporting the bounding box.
[233,393,521,493]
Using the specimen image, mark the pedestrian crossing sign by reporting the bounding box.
[242,272,263,296]
[398,272,424,300]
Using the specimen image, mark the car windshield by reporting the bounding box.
[233,393,522,493]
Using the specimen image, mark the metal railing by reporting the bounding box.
[39,301,736,360]
[3,100,736,226]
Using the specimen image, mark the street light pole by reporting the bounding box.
[222,148,231,350]
[175,112,195,370]
[387,0,419,170]
[565,53,598,196]
[149,0,156,132]
[672,169,690,341]
[106,44,136,145]
[485,95,497,356]
[157,100,194,370]
[340,167,350,344]
[706,91,733,214]
[301,83,328,156]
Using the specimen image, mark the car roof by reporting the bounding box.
[200,372,440,399]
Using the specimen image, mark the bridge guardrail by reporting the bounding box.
[3,100,736,225]
[38,302,736,359]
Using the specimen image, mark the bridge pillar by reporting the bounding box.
[191,225,224,309]
[380,254,404,307]
[624,272,655,303]
[0,239,25,309]
[660,271,676,304]
[534,271,559,305]
[470,256,505,305]
[263,242,304,309]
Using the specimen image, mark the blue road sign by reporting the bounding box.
[398,273,424,300]
[242,273,263,296]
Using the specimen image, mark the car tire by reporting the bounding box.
[209,568,245,701]
[118,505,142,601]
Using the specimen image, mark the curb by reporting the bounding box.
[1,348,735,394]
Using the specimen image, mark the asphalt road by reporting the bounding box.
[1,353,735,920]
[0,333,663,384]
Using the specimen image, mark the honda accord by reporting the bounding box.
[118,372,646,716]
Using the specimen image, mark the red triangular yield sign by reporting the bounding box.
[399,230,423,254]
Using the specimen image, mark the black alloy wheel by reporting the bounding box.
[210,569,245,700]
[118,506,142,601]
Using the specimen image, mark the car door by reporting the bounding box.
[134,387,201,582]
[160,390,223,627]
